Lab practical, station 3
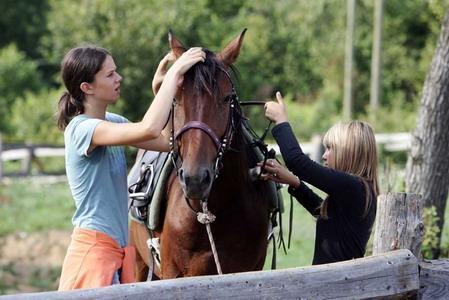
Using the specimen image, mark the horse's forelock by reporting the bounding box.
[185,49,227,97]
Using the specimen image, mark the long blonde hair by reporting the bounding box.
[320,121,379,219]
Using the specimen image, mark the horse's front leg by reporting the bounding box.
[160,244,184,278]
[129,220,150,281]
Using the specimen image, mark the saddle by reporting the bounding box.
[128,150,171,230]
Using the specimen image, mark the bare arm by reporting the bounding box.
[152,52,176,95]
[130,125,170,152]
[90,48,205,149]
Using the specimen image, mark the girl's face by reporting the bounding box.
[90,55,122,103]
[322,146,335,168]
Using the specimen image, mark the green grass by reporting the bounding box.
[1,176,448,265]
[0,178,74,236]
[2,156,65,175]
[264,190,316,269]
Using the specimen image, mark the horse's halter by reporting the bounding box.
[169,66,238,181]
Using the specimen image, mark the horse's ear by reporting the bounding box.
[218,28,247,66]
[169,29,186,58]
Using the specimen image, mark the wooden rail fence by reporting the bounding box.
[0,132,411,180]
[0,249,420,299]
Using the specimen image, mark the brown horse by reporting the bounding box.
[130,29,274,280]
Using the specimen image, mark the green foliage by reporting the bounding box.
[352,0,443,115]
[378,159,406,193]
[0,0,49,59]
[10,89,63,144]
[363,98,418,133]
[0,0,447,143]
[422,205,441,259]
[0,44,44,135]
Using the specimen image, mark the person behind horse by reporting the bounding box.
[261,91,379,265]
[56,44,205,290]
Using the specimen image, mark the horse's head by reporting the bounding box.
[169,29,246,200]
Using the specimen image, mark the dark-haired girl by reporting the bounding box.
[57,44,205,290]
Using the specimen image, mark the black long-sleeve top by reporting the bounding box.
[272,122,376,265]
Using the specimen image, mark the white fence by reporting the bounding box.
[0,132,411,179]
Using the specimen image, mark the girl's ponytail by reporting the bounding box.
[57,91,84,130]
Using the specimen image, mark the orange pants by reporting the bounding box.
[58,228,136,291]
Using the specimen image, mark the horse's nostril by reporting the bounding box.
[202,169,211,186]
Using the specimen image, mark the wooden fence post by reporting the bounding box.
[372,192,424,260]
[21,142,33,176]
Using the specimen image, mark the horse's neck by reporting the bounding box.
[216,148,250,192]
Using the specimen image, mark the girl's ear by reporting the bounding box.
[80,82,94,95]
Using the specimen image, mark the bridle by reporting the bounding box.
[169,66,239,182]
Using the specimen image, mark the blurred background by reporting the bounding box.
[0,0,448,294]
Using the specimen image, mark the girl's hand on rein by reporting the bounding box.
[257,159,300,188]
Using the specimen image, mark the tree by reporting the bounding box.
[39,0,445,140]
[406,9,449,258]
[0,44,43,135]
[0,0,49,59]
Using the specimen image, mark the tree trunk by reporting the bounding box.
[406,9,449,258]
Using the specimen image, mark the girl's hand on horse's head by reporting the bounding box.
[168,47,206,77]
[264,91,288,125]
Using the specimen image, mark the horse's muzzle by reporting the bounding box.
[178,166,213,200]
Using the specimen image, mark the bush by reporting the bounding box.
[0,44,44,134]
[10,89,63,144]
[422,206,440,259]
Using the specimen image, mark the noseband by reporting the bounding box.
[169,67,238,180]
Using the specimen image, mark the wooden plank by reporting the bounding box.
[34,147,65,157]
[1,249,418,300]
[373,192,424,259]
[419,259,449,299]
[1,148,31,161]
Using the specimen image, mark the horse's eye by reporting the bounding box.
[223,93,234,102]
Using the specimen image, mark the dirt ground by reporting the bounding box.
[0,230,71,295]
